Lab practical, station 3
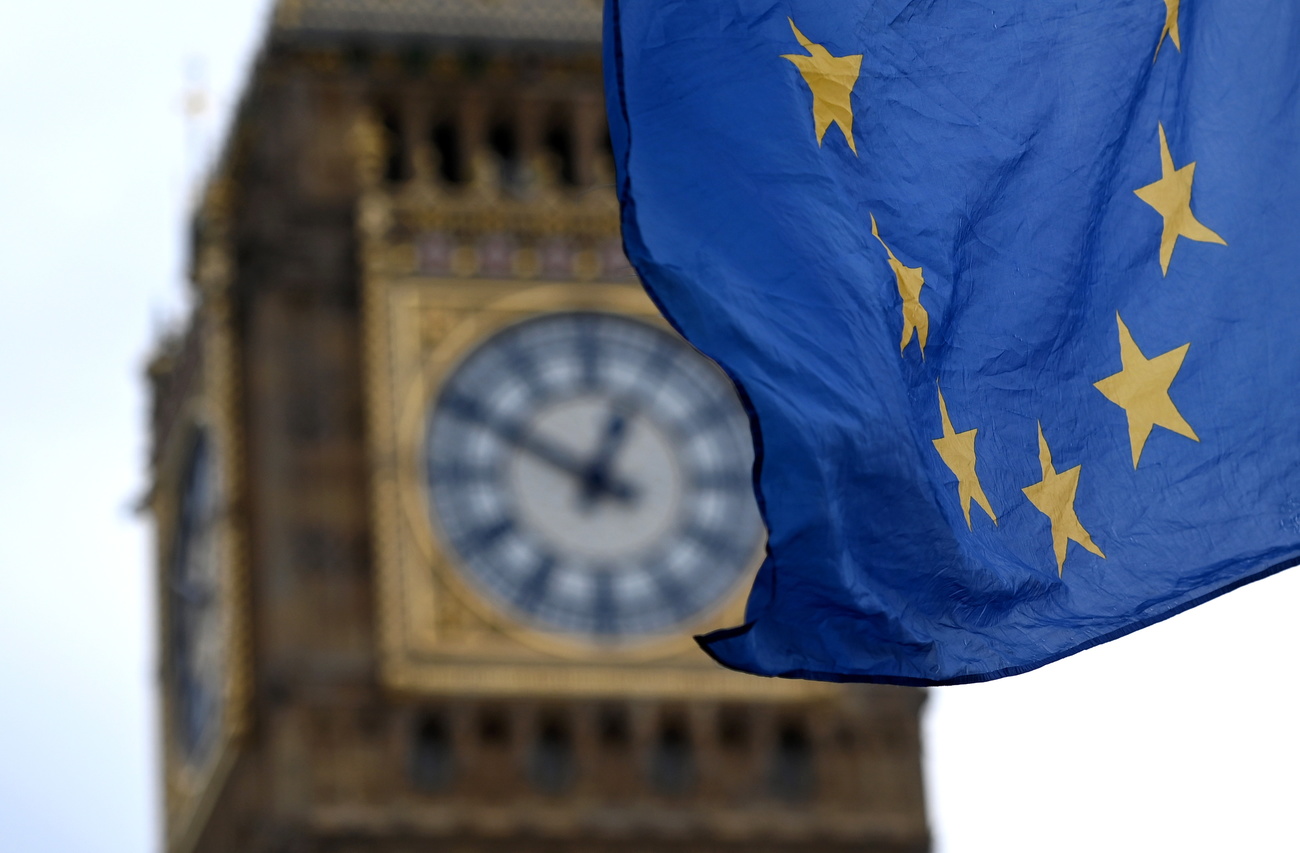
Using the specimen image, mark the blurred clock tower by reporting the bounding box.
[145,2,930,852]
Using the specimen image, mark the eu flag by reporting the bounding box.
[604,0,1300,684]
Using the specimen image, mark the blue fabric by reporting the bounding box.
[605,0,1300,685]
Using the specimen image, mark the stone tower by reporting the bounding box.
[145,3,930,851]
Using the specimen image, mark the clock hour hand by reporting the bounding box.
[579,403,638,508]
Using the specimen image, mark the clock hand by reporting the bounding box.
[445,392,639,503]
[510,427,591,481]
[580,463,638,507]
[443,394,592,481]
[518,420,637,506]
[579,404,638,508]
[512,419,637,507]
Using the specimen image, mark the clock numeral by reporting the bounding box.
[501,340,549,402]
[689,398,737,433]
[683,523,740,560]
[575,316,602,389]
[439,390,488,423]
[637,335,681,383]
[456,517,516,555]
[427,458,495,486]
[689,468,752,494]
[662,397,737,441]
[513,554,557,613]
[644,563,695,623]
[592,571,620,636]
[440,391,529,444]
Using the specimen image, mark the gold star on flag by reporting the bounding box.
[871,214,929,355]
[932,388,997,529]
[782,18,862,154]
[1155,0,1181,59]
[1022,424,1105,577]
[1134,123,1226,275]
[1094,314,1199,468]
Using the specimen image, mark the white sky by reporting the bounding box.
[0,2,1296,851]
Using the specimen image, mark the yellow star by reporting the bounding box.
[1022,424,1105,577]
[1134,123,1226,275]
[1155,0,1181,60]
[1094,314,1198,468]
[870,214,929,355]
[932,388,997,529]
[782,18,862,155]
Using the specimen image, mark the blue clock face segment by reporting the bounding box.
[425,312,763,641]
[168,431,222,760]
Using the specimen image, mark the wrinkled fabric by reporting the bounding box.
[605,0,1300,685]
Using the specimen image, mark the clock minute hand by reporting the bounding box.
[447,393,638,501]
[512,428,592,481]
[516,426,638,504]
[444,393,591,481]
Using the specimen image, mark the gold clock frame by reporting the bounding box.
[152,181,251,853]
[364,274,828,701]
[403,283,765,658]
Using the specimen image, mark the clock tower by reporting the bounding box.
[146,2,930,852]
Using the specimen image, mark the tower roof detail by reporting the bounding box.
[274,0,602,46]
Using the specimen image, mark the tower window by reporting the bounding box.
[529,715,576,795]
[401,47,428,76]
[487,120,521,189]
[432,120,465,185]
[380,109,409,184]
[410,712,455,792]
[770,720,816,803]
[648,716,694,796]
[597,706,631,750]
[478,708,510,747]
[544,122,578,187]
[717,707,750,752]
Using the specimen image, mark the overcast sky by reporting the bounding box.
[1,3,1296,851]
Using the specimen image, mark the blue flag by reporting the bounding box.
[604,0,1300,685]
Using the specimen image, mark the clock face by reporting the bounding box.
[423,311,763,640]
[167,430,225,761]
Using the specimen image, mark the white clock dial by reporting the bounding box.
[423,311,763,640]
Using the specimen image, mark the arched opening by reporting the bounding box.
[529,715,576,795]
[431,119,465,185]
[544,121,579,186]
[379,108,409,184]
[770,720,816,803]
[478,707,510,748]
[410,711,455,792]
[717,707,751,753]
[597,705,631,751]
[487,120,521,189]
[648,716,694,796]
